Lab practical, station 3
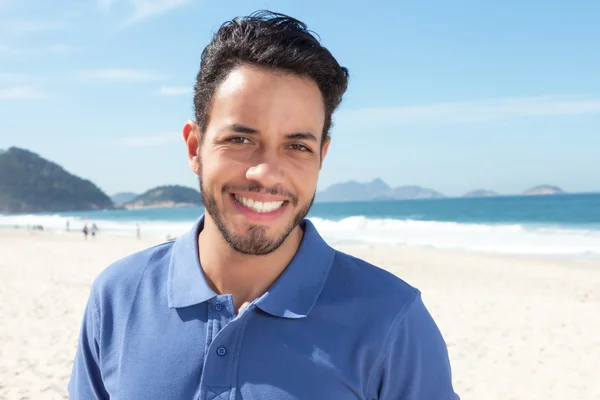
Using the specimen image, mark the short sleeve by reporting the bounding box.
[374,293,460,399]
[68,289,110,399]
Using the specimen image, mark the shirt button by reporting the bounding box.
[213,303,224,312]
[216,346,227,356]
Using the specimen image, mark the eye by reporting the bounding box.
[290,143,311,152]
[228,137,251,145]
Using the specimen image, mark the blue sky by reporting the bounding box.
[1,0,599,197]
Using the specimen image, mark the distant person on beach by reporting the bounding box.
[69,11,459,399]
[91,223,98,239]
[82,224,88,240]
[136,224,140,240]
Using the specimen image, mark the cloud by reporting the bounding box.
[0,72,44,83]
[43,44,76,54]
[334,95,600,131]
[106,132,180,147]
[0,72,29,82]
[98,0,118,10]
[0,44,76,57]
[159,85,192,96]
[122,0,192,26]
[0,19,67,34]
[0,86,46,100]
[75,68,167,83]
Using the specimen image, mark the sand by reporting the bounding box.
[0,228,599,399]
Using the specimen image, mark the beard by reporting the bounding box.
[198,174,314,256]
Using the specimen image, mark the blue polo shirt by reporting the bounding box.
[69,216,459,399]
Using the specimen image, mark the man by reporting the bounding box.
[69,11,459,399]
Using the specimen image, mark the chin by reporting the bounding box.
[223,219,295,256]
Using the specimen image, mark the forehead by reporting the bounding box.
[207,65,325,136]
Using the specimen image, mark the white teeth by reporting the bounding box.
[234,195,284,213]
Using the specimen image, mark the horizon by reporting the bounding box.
[109,180,586,199]
[1,1,599,197]
[1,145,588,199]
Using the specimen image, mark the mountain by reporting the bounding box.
[0,147,115,214]
[523,185,565,196]
[464,189,499,197]
[316,178,444,202]
[124,185,201,209]
[316,178,390,202]
[111,192,138,206]
[374,185,445,200]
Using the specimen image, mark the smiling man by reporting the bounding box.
[69,11,459,400]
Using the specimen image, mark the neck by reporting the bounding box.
[198,215,304,313]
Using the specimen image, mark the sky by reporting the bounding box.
[1,0,599,197]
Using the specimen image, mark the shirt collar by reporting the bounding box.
[254,219,335,319]
[167,216,216,308]
[167,214,336,319]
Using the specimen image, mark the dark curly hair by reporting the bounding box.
[193,10,349,145]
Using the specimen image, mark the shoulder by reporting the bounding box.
[327,249,420,314]
[319,249,427,346]
[89,241,175,306]
[328,252,458,398]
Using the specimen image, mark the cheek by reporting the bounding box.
[293,167,320,195]
[201,153,245,184]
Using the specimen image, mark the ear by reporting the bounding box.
[319,135,331,170]
[183,120,201,175]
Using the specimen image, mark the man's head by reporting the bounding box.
[183,11,349,256]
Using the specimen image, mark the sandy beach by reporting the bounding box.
[0,227,599,400]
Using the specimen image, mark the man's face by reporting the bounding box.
[184,65,329,255]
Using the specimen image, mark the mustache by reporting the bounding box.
[222,183,298,206]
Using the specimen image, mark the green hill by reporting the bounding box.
[124,185,201,209]
[0,147,115,214]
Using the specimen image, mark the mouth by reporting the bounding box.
[231,194,288,214]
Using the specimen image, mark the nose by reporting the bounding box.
[245,150,284,187]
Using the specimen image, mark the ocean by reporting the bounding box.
[2,193,600,259]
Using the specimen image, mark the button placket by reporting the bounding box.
[207,295,233,339]
[202,295,233,375]
[200,300,252,397]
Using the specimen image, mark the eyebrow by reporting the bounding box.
[225,124,318,142]
[228,124,258,134]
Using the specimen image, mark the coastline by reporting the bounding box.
[123,201,200,210]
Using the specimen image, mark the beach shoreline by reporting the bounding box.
[3,224,600,264]
[1,227,599,399]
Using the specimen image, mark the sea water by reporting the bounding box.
[2,193,599,259]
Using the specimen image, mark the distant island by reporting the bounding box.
[462,186,566,197]
[463,189,499,197]
[0,147,115,214]
[315,181,568,202]
[123,185,201,209]
[523,185,565,196]
[315,178,444,202]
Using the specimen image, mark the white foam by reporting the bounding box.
[0,214,194,238]
[2,213,599,257]
[309,216,600,256]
